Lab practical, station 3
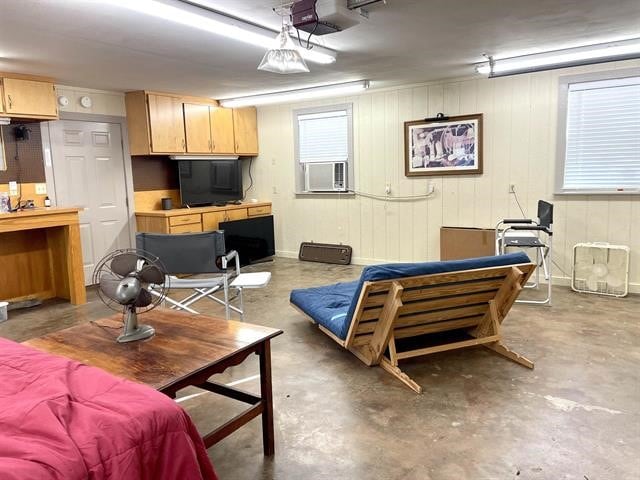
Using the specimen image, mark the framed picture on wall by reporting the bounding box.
[404,113,483,177]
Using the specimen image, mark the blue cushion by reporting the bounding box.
[290,280,359,340]
[291,252,530,341]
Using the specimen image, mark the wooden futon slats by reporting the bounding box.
[299,261,536,393]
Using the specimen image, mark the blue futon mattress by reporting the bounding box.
[290,252,530,341]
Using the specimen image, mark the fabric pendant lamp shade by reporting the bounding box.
[258,25,310,74]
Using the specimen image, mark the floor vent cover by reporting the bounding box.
[299,242,352,265]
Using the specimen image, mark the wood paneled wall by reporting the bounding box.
[253,60,640,291]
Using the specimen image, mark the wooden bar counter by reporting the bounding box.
[0,207,86,305]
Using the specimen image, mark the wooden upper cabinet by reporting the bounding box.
[0,81,4,114]
[148,94,186,153]
[210,107,235,154]
[233,107,259,155]
[184,103,212,153]
[2,77,57,118]
[125,91,259,156]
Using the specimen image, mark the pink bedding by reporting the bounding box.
[0,337,217,480]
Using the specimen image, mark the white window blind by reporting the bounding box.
[298,110,348,163]
[563,76,640,192]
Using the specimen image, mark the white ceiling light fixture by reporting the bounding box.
[258,18,309,74]
[476,37,640,77]
[220,80,370,108]
[101,0,336,65]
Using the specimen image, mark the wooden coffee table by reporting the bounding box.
[24,309,283,455]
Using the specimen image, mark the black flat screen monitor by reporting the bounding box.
[219,215,275,266]
[178,160,242,206]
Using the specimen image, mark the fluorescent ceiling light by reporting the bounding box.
[476,37,640,77]
[102,0,336,65]
[220,80,370,108]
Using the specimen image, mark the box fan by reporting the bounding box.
[572,243,630,297]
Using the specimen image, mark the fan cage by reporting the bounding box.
[571,243,630,297]
[93,248,169,313]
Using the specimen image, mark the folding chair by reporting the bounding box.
[136,232,271,319]
[495,200,553,305]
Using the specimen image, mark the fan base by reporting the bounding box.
[117,324,155,343]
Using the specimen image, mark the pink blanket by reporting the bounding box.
[0,337,217,480]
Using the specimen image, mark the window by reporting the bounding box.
[556,72,640,194]
[294,104,354,194]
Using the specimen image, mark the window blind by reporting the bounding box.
[563,77,640,191]
[298,110,348,163]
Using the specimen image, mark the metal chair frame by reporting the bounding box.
[137,232,268,320]
[495,201,553,306]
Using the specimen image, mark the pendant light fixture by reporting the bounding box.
[258,18,310,74]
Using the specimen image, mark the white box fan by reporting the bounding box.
[572,243,630,297]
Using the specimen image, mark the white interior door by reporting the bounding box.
[49,120,130,284]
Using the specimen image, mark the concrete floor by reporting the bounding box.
[1,257,639,480]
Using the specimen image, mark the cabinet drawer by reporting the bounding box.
[170,223,203,234]
[169,214,201,226]
[247,205,271,217]
[226,208,248,221]
[202,211,226,231]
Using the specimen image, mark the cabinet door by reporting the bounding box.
[147,94,186,153]
[233,107,258,155]
[2,78,57,117]
[202,211,227,231]
[184,103,212,153]
[210,107,235,154]
[0,81,4,113]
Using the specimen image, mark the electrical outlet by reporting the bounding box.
[35,183,47,195]
[509,183,516,194]
[385,183,391,195]
[8,181,18,196]
[272,186,278,195]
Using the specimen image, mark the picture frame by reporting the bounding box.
[404,113,483,177]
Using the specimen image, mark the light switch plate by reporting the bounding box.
[8,181,18,196]
[35,183,47,195]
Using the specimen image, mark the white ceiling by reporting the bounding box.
[1,0,639,99]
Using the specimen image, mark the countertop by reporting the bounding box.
[135,201,271,217]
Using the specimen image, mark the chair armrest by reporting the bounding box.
[503,219,534,224]
[222,250,241,275]
[509,225,552,235]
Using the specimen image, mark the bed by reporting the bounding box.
[0,337,217,480]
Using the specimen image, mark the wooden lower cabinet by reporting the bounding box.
[136,203,271,234]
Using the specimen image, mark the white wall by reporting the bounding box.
[55,85,126,116]
[251,60,640,291]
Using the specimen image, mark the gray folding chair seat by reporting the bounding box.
[136,231,271,319]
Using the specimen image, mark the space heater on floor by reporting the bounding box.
[571,243,630,297]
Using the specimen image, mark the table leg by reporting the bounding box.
[259,339,275,456]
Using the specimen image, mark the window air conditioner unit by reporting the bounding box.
[304,161,347,192]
